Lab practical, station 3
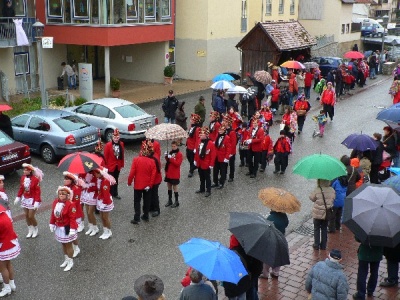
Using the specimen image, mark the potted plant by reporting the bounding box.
[110,77,121,97]
[164,65,174,85]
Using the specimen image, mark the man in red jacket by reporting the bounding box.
[208,111,221,142]
[273,130,292,174]
[194,127,216,197]
[127,141,156,224]
[246,118,264,178]
[186,114,201,178]
[223,115,238,182]
[211,124,231,189]
[104,128,124,200]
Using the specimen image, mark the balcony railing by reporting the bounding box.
[0,17,35,48]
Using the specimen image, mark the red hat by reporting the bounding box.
[190,113,201,124]
[229,234,241,249]
[209,111,220,119]
[199,126,210,136]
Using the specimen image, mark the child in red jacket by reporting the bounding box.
[164,141,183,208]
[260,131,273,173]
[238,122,250,167]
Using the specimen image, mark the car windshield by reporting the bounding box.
[114,104,146,118]
[54,115,91,132]
[0,131,13,146]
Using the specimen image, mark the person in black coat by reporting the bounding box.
[162,90,179,124]
[380,243,400,287]
[2,0,15,20]
[0,112,13,138]
[370,133,384,184]
[382,126,397,158]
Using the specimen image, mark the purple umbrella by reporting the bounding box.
[341,133,378,151]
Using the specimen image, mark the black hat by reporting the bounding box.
[329,249,342,260]
[134,275,164,300]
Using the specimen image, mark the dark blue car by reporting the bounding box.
[312,57,343,77]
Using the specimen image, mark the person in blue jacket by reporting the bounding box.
[328,175,348,233]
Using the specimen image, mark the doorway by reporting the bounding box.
[67,45,105,79]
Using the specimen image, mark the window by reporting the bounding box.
[290,0,295,15]
[47,0,63,18]
[127,0,138,19]
[0,131,13,146]
[14,52,30,76]
[73,0,89,18]
[75,103,95,115]
[241,0,247,32]
[28,117,49,131]
[92,105,111,118]
[11,115,30,128]
[279,0,284,14]
[115,104,146,118]
[54,116,90,132]
[15,0,26,16]
[266,0,272,15]
[341,24,345,34]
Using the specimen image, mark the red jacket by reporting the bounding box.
[152,140,161,162]
[104,141,125,172]
[0,210,18,252]
[165,150,183,180]
[67,184,84,219]
[248,126,264,152]
[209,121,221,142]
[214,134,231,162]
[49,199,78,229]
[186,126,200,150]
[271,88,280,103]
[228,129,237,155]
[194,139,216,170]
[127,156,157,190]
[282,113,291,126]
[293,100,310,113]
[320,89,336,106]
[274,137,291,153]
[305,72,313,87]
[272,69,279,83]
[262,135,273,151]
[17,175,41,203]
[97,177,113,205]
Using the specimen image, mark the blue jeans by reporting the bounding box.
[369,68,376,79]
[356,260,380,298]
[304,86,311,99]
[288,92,294,106]
[393,152,400,167]
[164,117,175,124]
[68,75,76,89]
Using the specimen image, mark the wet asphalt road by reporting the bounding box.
[3,76,393,299]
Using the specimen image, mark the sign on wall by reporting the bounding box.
[78,63,92,102]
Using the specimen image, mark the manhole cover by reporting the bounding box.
[294,225,314,236]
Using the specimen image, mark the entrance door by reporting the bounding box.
[67,45,105,79]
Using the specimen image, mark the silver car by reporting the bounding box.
[11,109,98,164]
[66,98,158,142]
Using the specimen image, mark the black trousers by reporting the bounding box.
[370,164,380,184]
[228,155,235,179]
[274,153,289,172]
[328,206,343,232]
[356,260,380,298]
[297,115,306,132]
[213,160,228,185]
[133,189,151,221]
[239,149,248,165]
[240,101,248,116]
[186,149,196,173]
[260,150,268,170]
[313,218,328,249]
[198,168,211,192]
[149,183,160,213]
[109,168,120,197]
[248,150,261,176]
[323,104,334,121]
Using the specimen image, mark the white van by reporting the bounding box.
[358,18,386,37]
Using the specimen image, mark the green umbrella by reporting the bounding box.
[292,154,347,180]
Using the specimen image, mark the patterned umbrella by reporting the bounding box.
[58,152,103,173]
[145,123,188,141]
[303,61,319,69]
[258,187,301,214]
[280,60,306,70]
[253,70,272,85]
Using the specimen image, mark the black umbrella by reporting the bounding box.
[228,212,290,268]
[224,72,241,80]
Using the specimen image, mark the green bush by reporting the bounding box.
[50,95,66,107]
[6,97,42,118]
[110,77,120,91]
[164,65,174,77]
[73,97,87,106]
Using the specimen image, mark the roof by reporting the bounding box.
[237,21,316,51]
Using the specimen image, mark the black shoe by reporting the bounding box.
[188,172,193,178]
[298,130,301,135]
[239,164,244,167]
[171,201,180,208]
[217,184,224,189]
[211,183,219,188]
[312,245,319,250]
[114,195,121,200]
[259,169,264,173]
[273,170,279,174]
[367,292,373,297]
[140,215,149,222]
[130,219,139,225]
[280,171,285,174]
[380,279,398,287]
[204,191,211,197]
[250,174,255,178]
[165,201,173,207]
[352,292,364,300]
[195,190,205,194]
[228,178,234,182]
[245,172,251,176]
[245,164,248,167]
[151,211,160,217]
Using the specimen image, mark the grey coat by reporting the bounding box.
[305,259,349,300]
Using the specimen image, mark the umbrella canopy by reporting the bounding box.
[343,184,400,247]
[383,175,400,192]
[341,133,378,151]
[210,80,235,90]
[344,51,364,59]
[178,237,248,284]
[258,187,301,214]
[145,123,188,141]
[389,167,400,175]
[228,212,290,268]
[293,153,347,180]
[253,70,272,85]
[212,73,235,82]
[0,104,12,112]
[280,60,306,70]
[303,61,319,69]
[364,50,373,58]
[224,72,241,80]
[376,103,400,124]
[226,86,248,94]
[58,152,104,173]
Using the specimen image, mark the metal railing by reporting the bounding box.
[0,17,35,47]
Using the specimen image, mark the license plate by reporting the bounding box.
[2,153,18,162]
[140,122,152,129]
[81,134,95,143]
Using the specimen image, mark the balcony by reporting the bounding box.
[0,17,36,48]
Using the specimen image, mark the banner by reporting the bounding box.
[78,63,92,102]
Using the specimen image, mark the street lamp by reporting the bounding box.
[32,20,47,108]
[381,15,389,54]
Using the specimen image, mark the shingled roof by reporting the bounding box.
[236,21,316,51]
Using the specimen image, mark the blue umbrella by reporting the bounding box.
[212,73,235,82]
[384,175,400,192]
[389,167,400,175]
[341,133,378,151]
[178,237,248,284]
[376,103,400,124]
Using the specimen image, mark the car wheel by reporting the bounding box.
[41,144,56,164]
[105,129,114,142]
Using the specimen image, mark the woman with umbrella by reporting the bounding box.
[370,133,384,184]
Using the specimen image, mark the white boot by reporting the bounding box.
[9,280,16,292]
[100,228,112,240]
[98,229,106,239]
[26,226,33,238]
[63,258,74,272]
[89,225,99,236]
[77,222,84,233]
[0,284,11,297]
[31,226,39,238]
[60,255,68,268]
[73,244,80,258]
[85,223,93,235]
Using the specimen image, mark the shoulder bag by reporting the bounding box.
[320,187,334,221]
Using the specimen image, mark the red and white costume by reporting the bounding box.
[165,150,183,180]
[80,173,97,206]
[0,190,12,221]
[16,175,41,210]
[0,207,20,261]
[209,121,221,142]
[49,197,78,244]
[96,177,114,212]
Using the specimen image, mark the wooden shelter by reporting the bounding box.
[236,21,316,79]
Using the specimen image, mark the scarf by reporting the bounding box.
[188,125,198,138]
[215,133,226,148]
[112,141,124,161]
[251,127,259,139]
[209,121,217,132]
[199,139,209,159]
[149,155,161,174]
[165,148,179,172]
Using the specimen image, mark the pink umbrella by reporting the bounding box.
[344,51,364,59]
[0,104,12,112]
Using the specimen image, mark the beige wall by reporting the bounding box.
[338,4,360,44]
[0,48,17,94]
[263,0,298,22]
[110,42,169,84]
[42,43,67,90]
[176,0,208,40]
